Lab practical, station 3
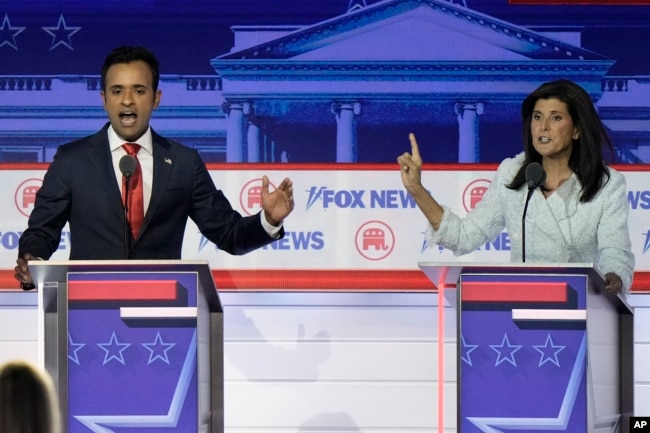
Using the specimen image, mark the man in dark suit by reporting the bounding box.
[14,45,294,288]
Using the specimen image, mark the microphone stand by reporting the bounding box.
[522,162,545,263]
[521,186,535,263]
[123,174,132,260]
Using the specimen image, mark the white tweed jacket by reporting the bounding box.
[427,152,635,292]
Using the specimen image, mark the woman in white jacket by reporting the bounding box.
[398,79,635,294]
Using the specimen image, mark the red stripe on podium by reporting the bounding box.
[2,270,650,292]
[461,281,568,302]
[212,270,437,290]
[68,280,178,301]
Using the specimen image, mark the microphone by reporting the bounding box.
[525,162,546,190]
[522,162,546,262]
[119,155,137,259]
[119,155,137,178]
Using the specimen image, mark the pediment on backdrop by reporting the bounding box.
[215,0,607,63]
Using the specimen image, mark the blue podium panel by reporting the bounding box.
[67,272,199,433]
[418,262,633,433]
[32,260,223,433]
[458,273,588,432]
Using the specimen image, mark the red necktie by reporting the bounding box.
[122,143,144,239]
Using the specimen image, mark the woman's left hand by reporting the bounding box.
[604,272,623,295]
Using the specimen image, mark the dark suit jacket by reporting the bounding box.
[19,123,280,260]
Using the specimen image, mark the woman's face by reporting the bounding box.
[530,98,579,161]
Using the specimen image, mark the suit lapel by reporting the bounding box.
[86,125,125,222]
[139,131,174,237]
[527,176,581,261]
[526,191,569,260]
[542,175,581,257]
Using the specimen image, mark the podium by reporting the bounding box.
[419,262,633,433]
[30,260,224,433]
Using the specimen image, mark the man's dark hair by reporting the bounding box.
[101,45,160,93]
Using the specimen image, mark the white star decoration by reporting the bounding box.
[0,14,26,50]
[142,331,176,365]
[42,14,81,51]
[97,331,131,365]
[533,333,566,367]
[489,333,522,367]
[467,336,619,433]
[75,331,197,432]
[461,334,479,366]
[68,333,86,365]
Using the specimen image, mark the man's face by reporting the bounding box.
[100,60,161,142]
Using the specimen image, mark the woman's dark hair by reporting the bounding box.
[100,45,160,93]
[0,361,60,433]
[507,79,614,202]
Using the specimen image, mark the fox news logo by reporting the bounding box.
[305,187,416,210]
[629,190,650,210]
[0,231,70,251]
[263,231,324,250]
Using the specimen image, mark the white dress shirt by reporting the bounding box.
[109,125,154,213]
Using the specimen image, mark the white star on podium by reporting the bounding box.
[97,331,131,365]
[142,331,176,365]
